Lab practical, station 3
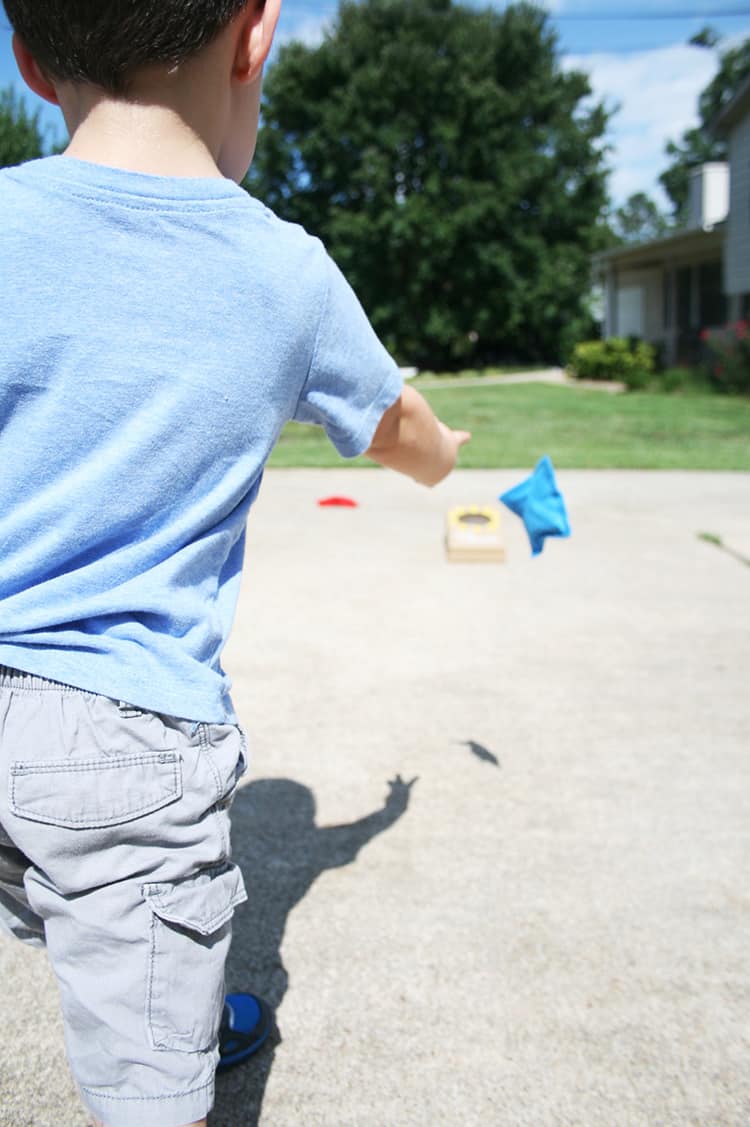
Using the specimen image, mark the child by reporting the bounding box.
[0,2,470,1125]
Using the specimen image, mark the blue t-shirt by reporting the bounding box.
[0,157,402,722]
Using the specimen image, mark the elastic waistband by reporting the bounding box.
[0,665,87,694]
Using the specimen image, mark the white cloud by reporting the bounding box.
[564,42,718,208]
[276,14,330,49]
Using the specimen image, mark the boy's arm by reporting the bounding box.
[365,384,471,486]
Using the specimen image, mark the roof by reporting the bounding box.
[592,222,725,271]
[712,73,750,136]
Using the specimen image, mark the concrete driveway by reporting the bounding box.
[1,469,749,1127]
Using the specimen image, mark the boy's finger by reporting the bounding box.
[455,430,472,446]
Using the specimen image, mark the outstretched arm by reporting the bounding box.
[365,385,471,486]
[318,775,419,868]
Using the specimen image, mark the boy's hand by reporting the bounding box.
[366,385,471,487]
[436,419,472,472]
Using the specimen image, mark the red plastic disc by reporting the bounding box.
[317,496,358,508]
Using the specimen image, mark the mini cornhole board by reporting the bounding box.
[446,505,505,562]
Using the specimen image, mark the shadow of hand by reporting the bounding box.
[385,774,419,815]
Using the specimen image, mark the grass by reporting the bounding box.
[267,382,750,471]
[697,532,750,567]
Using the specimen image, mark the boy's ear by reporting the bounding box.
[12,34,60,105]
[233,0,281,84]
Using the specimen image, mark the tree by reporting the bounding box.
[689,26,720,49]
[660,36,750,221]
[0,86,45,168]
[610,192,672,245]
[247,0,610,368]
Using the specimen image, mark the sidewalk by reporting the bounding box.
[1,469,749,1127]
[413,367,626,392]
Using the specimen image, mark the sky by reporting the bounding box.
[1,2,750,209]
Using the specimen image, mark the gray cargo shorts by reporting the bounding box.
[0,665,248,1127]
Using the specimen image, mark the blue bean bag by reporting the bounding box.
[499,455,571,556]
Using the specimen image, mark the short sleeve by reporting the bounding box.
[293,254,403,458]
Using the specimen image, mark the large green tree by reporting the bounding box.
[247,0,610,367]
[660,36,750,221]
[0,86,45,167]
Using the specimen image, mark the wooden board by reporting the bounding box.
[445,505,506,563]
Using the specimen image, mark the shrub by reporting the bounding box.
[568,337,656,389]
[657,367,712,394]
[701,322,750,395]
[621,364,651,391]
[558,312,601,367]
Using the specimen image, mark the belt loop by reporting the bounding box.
[118,701,142,718]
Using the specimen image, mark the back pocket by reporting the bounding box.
[9,751,182,828]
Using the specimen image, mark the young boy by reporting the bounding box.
[0,3,469,1125]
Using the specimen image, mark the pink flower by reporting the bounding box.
[699,328,710,342]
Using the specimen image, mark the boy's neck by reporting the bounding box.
[55,39,239,180]
[63,98,224,179]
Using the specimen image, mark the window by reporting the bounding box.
[616,286,643,338]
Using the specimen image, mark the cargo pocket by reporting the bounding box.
[9,751,182,828]
[143,862,247,1053]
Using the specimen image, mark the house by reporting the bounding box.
[594,74,750,368]
[717,74,750,319]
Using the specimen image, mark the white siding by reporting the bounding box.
[725,115,750,295]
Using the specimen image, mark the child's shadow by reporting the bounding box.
[211,774,416,1126]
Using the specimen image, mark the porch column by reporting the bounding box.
[606,265,617,338]
[690,264,701,329]
[664,261,677,367]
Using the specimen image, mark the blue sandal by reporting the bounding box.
[217,993,274,1071]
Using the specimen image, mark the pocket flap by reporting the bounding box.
[143,863,247,936]
[10,751,182,829]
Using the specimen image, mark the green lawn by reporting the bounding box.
[268,383,750,471]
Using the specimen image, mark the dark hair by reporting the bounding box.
[4,0,250,95]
